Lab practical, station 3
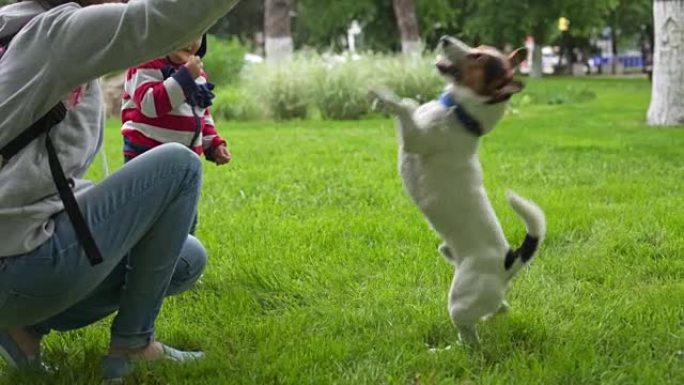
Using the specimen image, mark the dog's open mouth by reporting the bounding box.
[436,57,460,79]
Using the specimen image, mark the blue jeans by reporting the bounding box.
[0,143,206,349]
[124,139,199,235]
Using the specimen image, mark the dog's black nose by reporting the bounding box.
[440,36,452,46]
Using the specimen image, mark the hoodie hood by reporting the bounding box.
[0,2,45,40]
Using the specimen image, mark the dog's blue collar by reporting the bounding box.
[439,92,484,137]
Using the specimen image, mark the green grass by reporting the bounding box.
[2,77,683,385]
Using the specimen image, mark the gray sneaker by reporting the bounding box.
[101,344,204,384]
[0,330,41,369]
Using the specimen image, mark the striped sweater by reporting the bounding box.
[121,57,226,160]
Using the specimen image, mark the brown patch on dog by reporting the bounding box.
[455,46,527,103]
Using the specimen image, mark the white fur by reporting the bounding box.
[370,81,546,348]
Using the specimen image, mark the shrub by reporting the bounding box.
[212,53,450,121]
[203,35,247,86]
[212,86,265,121]
[241,59,315,120]
[372,55,444,104]
[312,58,373,120]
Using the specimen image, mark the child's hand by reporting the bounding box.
[185,56,203,79]
[214,144,232,165]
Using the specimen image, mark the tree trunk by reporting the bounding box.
[103,73,125,118]
[530,27,546,78]
[648,0,684,126]
[264,0,293,62]
[392,0,422,56]
[611,20,619,75]
[531,44,543,78]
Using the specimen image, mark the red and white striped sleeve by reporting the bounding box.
[125,63,187,118]
[202,109,227,152]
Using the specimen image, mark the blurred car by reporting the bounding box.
[244,53,264,64]
[519,46,558,75]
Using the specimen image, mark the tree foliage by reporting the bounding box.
[0,0,652,53]
[604,0,653,44]
[294,0,651,51]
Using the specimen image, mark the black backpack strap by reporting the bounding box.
[1,31,102,266]
[1,104,68,162]
[45,129,103,266]
[0,103,103,266]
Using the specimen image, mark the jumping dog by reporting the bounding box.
[369,36,546,347]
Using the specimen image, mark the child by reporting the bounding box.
[121,35,231,165]
[121,36,230,234]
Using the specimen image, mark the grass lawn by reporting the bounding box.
[2,77,683,385]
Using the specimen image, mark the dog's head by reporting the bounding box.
[436,36,527,104]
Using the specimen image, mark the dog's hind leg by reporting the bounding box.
[456,324,481,349]
[482,300,510,321]
[496,301,511,315]
[448,276,483,349]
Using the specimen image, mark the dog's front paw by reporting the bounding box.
[368,86,398,103]
[368,87,402,114]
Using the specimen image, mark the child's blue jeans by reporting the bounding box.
[124,139,199,235]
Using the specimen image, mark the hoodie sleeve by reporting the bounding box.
[43,0,239,91]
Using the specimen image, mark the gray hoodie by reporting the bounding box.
[0,0,238,257]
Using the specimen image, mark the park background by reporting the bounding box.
[1,0,683,384]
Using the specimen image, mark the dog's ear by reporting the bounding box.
[490,80,524,103]
[508,47,528,69]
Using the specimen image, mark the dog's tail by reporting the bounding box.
[503,190,546,274]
